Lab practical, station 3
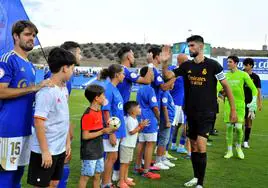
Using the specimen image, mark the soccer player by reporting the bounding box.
[0,20,50,187]
[117,46,152,103]
[27,47,75,187]
[218,56,257,159]
[243,58,262,148]
[135,66,161,179]
[100,64,126,188]
[154,73,176,170]
[169,54,188,154]
[112,46,152,181]
[162,35,237,188]
[147,47,176,105]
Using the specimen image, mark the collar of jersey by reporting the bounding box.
[12,50,30,62]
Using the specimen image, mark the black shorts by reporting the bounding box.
[186,112,216,140]
[27,151,65,187]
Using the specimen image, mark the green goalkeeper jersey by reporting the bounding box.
[219,69,258,123]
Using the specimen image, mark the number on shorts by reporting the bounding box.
[10,142,21,155]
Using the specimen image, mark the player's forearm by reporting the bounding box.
[129,126,142,135]
[160,78,176,91]
[257,88,262,105]
[161,61,169,76]
[82,130,103,140]
[35,119,50,154]
[103,110,110,128]
[66,131,71,147]
[138,68,152,84]
[152,107,160,122]
[0,87,36,99]
[162,106,170,124]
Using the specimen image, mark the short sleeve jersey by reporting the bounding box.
[137,85,158,133]
[102,81,126,139]
[0,51,36,137]
[80,108,104,160]
[117,66,140,104]
[173,57,225,114]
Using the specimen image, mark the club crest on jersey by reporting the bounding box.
[130,73,138,79]
[162,97,168,103]
[202,68,207,75]
[0,68,5,79]
[152,96,157,103]
[118,102,123,110]
[20,67,25,72]
[157,76,163,82]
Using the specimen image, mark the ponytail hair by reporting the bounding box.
[99,64,123,80]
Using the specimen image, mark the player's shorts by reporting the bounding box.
[120,145,134,163]
[172,106,186,126]
[103,139,120,152]
[27,151,65,187]
[157,128,171,146]
[0,136,31,171]
[187,112,216,140]
[81,158,104,177]
[138,132,158,142]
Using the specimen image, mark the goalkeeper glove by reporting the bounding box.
[247,96,257,112]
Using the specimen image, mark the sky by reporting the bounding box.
[21,0,268,50]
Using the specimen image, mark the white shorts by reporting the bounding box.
[0,136,31,170]
[172,105,185,126]
[138,133,158,142]
[103,139,120,152]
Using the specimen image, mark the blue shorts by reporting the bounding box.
[158,128,171,146]
[81,158,104,177]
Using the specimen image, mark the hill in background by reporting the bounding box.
[29,42,268,67]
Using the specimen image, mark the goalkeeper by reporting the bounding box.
[219,56,257,159]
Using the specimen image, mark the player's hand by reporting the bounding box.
[161,45,171,63]
[248,111,256,120]
[65,143,72,162]
[103,127,116,134]
[109,133,117,147]
[258,103,262,111]
[166,122,171,128]
[230,109,238,123]
[41,151,52,169]
[140,119,150,128]
[147,52,154,64]
[33,79,54,92]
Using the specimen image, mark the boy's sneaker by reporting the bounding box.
[243,141,250,148]
[196,185,203,188]
[177,147,188,154]
[161,159,175,167]
[112,170,119,181]
[134,168,144,175]
[117,181,129,188]
[170,145,177,151]
[125,179,136,186]
[149,166,161,171]
[224,151,233,159]
[165,151,178,160]
[236,147,245,159]
[142,171,161,179]
[184,178,198,187]
[153,162,169,170]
